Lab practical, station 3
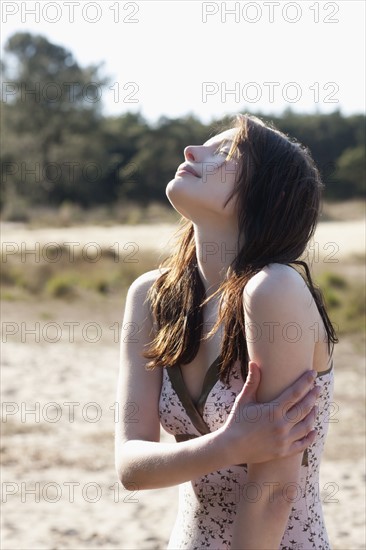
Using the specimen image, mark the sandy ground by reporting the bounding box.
[1,220,365,549]
[1,219,365,259]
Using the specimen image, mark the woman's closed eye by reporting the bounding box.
[215,148,230,157]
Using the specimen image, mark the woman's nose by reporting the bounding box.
[184,145,197,162]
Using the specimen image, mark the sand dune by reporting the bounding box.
[1,311,365,549]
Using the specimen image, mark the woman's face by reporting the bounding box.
[166,128,240,224]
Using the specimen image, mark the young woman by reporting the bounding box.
[115,114,337,549]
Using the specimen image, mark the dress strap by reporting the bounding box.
[317,357,334,377]
[166,366,211,436]
[195,356,222,417]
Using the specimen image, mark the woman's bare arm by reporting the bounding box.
[115,268,320,491]
[232,263,318,549]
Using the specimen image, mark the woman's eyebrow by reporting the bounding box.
[204,138,234,147]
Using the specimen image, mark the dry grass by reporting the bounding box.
[1,201,180,228]
[1,245,162,300]
[315,269,365,334]
[2,199,364,228]
[1,244,364,336]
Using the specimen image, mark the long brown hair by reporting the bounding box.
[143,114,338,385]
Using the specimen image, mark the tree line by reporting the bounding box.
[1,32,365,213]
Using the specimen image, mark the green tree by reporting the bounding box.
[334,145,366,197]
[1,32,108,207]
[1,32,365,211]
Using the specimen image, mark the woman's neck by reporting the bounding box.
[193,222,240,296]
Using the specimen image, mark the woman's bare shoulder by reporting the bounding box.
[127,267,170,297]
[245,262,303,290]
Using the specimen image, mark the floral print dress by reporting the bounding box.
[159,354,334,549]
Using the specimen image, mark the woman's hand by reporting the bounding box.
[222,361,320,465]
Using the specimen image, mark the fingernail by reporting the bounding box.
[310,370,317,379]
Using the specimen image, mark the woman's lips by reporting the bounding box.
[176,165,200,178]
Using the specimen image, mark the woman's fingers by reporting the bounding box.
[226,368,321,463]
[287,384,321,422]
[289,404,318,443]
[276,369,318,414]
[289,429,317,456]
[275,374,321,458]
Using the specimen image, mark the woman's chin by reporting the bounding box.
[166,177,187,202]
[165,186,192,220]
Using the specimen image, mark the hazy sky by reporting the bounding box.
[1,0,365,123]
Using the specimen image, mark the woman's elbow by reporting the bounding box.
[115,458,146,491]
[117,467,139,491]
[115,441,148,491]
